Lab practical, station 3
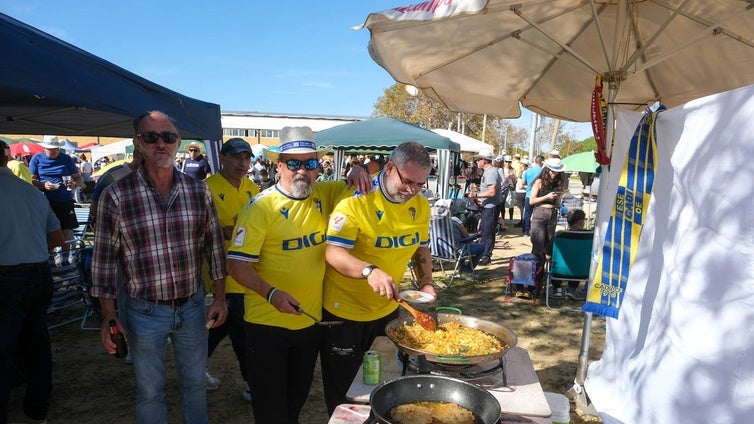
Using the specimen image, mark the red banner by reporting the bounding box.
[591,75,611,165]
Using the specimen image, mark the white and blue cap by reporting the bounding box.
[265,126,327,161]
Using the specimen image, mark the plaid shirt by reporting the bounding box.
[91,167,226,300]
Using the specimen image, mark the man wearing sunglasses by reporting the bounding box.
[91,111,228,424]
[226,126,371,423]
[181,141,212,180]
[320,141,438,414]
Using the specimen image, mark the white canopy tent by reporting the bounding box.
[89,138,133,163]
[431,128,491,153]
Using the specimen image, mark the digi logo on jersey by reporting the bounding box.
[374,232,420,248]
[282,231,326,250]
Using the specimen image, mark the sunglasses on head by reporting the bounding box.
[136,131,180,144]
[284,158,319,171]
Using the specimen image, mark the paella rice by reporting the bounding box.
[388,321,504,356]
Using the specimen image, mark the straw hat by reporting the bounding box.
[544,158,566,172]
[40,135,62,149]
[473,149,496,161]
[265,126,327,161]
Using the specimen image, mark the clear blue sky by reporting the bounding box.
[2,0,591,140]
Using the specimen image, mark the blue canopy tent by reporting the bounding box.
[0,12,222,169]
[316,117,460,198]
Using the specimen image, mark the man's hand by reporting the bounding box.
[420,283,438,299]
[345,166,373,194]
[206,298,228,328]
[100,317,126,356]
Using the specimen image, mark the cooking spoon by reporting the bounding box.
[396,299,437,331]
[294,305,344,326]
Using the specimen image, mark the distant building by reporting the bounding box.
[221,111,365,147]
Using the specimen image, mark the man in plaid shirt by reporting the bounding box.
[91,111,227,424]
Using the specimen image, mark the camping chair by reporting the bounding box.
[544,230,594,310]
[47,243,99,330]
[71,206,94,245]
[428,199,478,288]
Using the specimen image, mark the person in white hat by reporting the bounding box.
[465,148,503,265]
[29,135,84,243]
[181,141,212,180]
[225,126,371,423]
[527,157,568,294]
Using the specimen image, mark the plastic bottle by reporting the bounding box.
[108,319,128,358]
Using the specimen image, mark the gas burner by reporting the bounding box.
[398,351,508,387]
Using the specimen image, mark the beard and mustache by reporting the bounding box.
[290,173,313,198]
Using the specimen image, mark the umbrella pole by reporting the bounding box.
[568,79,618,417]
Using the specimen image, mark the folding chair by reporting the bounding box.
[428,200,477,288]
[544,230,594,310]
[47,243,99,330]
[71,206,94,245]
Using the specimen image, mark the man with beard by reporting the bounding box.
[226,126,371,424]
[320,141,438,414]
[91,111,228,424]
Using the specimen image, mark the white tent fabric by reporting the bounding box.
[89,138,133,163]
[584,84,754,424]
[431,129,490,153]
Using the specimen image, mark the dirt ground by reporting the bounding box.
[9,222,605,424]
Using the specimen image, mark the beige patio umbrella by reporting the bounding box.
[360,0,754,122]
[359,0,754,415]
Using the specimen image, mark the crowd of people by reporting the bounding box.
[2,113,588,423]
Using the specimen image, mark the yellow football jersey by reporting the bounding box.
[324,176,430,321]
[228,181,352,329]
[204,173,258,294]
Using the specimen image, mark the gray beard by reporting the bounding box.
[290,177,312,198]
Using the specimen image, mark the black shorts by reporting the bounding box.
[49,200,78,230]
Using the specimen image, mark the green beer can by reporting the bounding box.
[362,350,381,385]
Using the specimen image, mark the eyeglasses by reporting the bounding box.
[136,131,180,144]
[394,166,426,190]
[188,149,198,152]
[284,158,319,171]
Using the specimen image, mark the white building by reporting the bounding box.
[221,111,366,146]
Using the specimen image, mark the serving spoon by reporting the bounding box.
[396,299,437,331]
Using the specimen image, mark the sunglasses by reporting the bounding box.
[284,158,319,171]
[188,149,199,152]
[136,131,180,144]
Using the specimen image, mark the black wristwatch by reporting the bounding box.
[361,264,379,279]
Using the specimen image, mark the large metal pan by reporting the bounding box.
[384,312,517,365]
[367,375,501,424]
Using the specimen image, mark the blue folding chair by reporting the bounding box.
[428,200,478,288]
[47,243,98,330]
[544,230,594,310]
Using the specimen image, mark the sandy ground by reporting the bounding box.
[9,212,605,424]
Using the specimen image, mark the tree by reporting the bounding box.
[373,83,529,155]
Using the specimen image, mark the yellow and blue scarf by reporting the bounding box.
[583,106,664,319]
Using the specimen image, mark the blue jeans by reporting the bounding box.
[523,197,533,235]
[126,289,208,424]
[0,262,53,422]
[480,205,501,259]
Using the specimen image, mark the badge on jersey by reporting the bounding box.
[232,226,247,246]
[330,212,347,233]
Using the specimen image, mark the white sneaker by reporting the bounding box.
[205,369,220,391]
[242,384,251,401]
